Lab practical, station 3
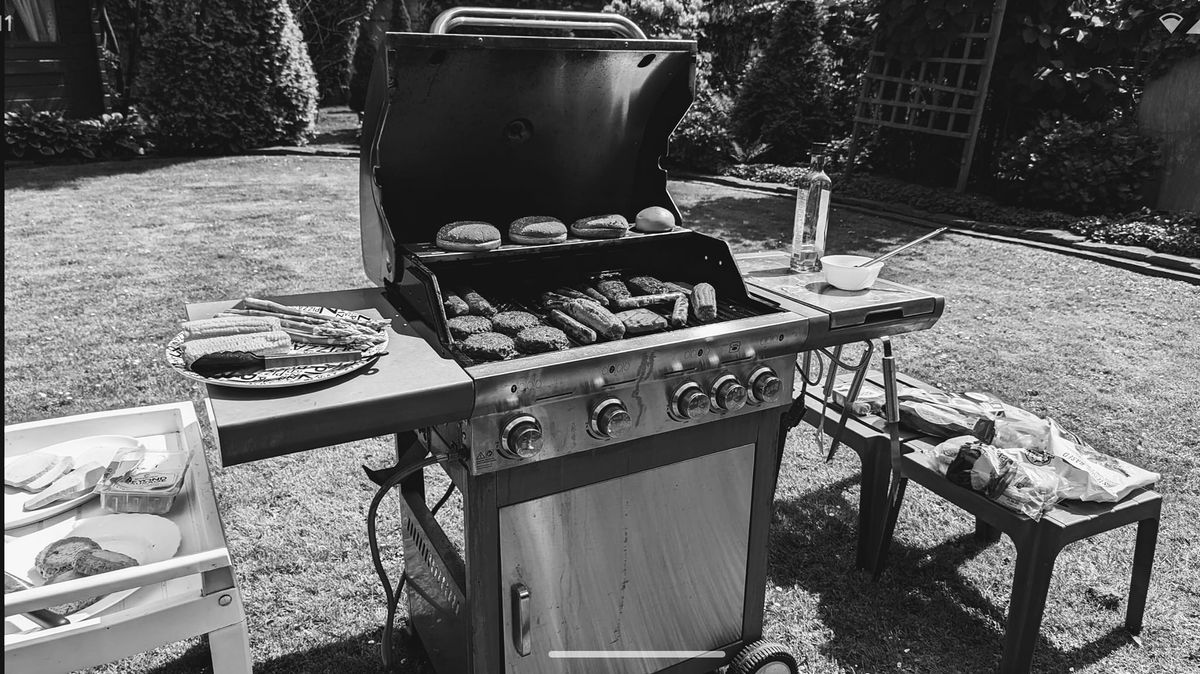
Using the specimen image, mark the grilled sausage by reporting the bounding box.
[580,286,611,306]
[459,288,497,317]
[596,279,632,303]
[564,299,625,340]
[547,309,597,344]
[626,275,668,295]
[691,283,717,321]
[554,287,591,301]
[616,308,667,335]
[613,292,684,310]
[539,291,572,310]
[669,295,689,328]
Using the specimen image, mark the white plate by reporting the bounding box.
[4,435,142,531]
[4,514,181,624]
[164,305,389,388]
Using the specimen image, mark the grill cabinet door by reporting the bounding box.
[499,443,754,673]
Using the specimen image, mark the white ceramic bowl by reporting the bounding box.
[821,255,883,291]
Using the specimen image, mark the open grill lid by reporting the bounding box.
[359,10,698,284]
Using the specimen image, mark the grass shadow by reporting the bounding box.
[767,474,1135,672]
[3,156,209,191]
[138,627,435,674]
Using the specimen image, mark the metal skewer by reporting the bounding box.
[855,227,950,267]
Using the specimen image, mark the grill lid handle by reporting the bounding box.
[430,7,647,39]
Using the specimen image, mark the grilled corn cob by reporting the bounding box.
[182,331,291,367]
[181,316,281,340]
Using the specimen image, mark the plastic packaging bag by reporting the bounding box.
[896,389,999,441]
[1044,419,1159,502]
[931,437,1069,519]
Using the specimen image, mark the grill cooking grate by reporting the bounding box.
[448,292,767,366]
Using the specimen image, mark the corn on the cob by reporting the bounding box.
[182,331,291,367]
[181,316,281,340]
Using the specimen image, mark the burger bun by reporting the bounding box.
[634,206,676,233]
[436,221,502,252]
[509,216,568,245]
[569,214,630,239]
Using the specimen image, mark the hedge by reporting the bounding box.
[133,0,319,154]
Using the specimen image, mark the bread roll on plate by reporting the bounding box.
[436,221,502,251]
[509,216,567,245]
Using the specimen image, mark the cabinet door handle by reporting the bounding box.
[512,583,531,656]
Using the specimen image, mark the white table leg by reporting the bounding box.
[207,619,252,674]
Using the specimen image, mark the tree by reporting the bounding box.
[732,0,840,163]
[288,0,374,104]
[347,0,410,115]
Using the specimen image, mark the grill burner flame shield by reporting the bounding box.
[360,30,698,284]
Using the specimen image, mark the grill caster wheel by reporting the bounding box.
[728,640,798,674]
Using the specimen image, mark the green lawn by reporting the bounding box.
[5,156,1198,673]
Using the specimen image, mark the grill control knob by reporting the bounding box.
[500,415,543,460]
[590,398,632,440]
[710,374,748,412]
[748,367,783,404]
[671,382,711,421]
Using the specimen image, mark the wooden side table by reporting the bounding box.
[4,402,251,673]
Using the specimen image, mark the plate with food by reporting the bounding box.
[4,435,143,531]
[4,514,181,627]
[165,297,390,388]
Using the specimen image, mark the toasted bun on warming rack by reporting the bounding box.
[569,214,630,239]
[509,216,567,245]
[436,221,502,251]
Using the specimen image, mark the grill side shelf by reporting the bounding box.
[187,288,476,466]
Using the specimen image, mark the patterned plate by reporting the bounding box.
[165,306,389,389]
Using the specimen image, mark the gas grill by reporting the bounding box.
[186,7,944,674]
[356,8,809,673]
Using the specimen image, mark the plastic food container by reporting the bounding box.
[98,443,192,515]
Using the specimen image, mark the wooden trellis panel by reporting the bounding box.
[848,0,1008,191]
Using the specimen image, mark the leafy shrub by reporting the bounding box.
[704,0,777,91]
[289,0,372,104]
[995,112,1161,215]
[4,107,151,161]
[603,0,708,39]
[732,0,840,164]
[133,0,318,154]
[820,0,875,128]
[667,58,735,172]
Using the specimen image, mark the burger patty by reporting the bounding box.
[460,332,516,361]
[515,326,570,353]
[492,311,542,336]
[447,315,493,339]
